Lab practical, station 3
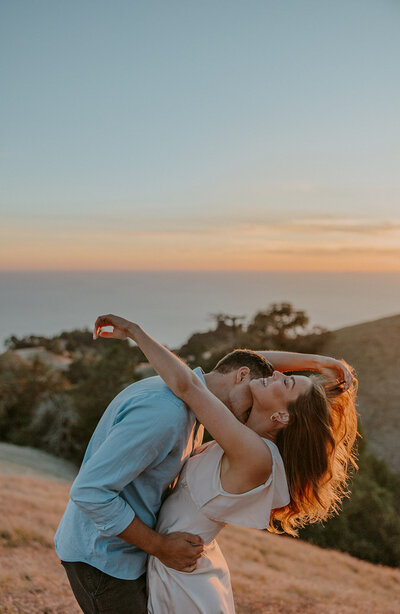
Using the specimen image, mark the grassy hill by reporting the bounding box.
[0,458,399,613]
[318,314,400,472]
[0,442,77,482]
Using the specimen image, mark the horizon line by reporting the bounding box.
[1,268,400,274]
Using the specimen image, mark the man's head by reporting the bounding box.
[204,349,274,424]
[213,349,274,380]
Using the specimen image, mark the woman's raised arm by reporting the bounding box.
[93,314,271,480]
[257,350,353,390]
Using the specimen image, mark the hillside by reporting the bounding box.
[318,314,400,472]
[0,442,77,482]
[0,460,399,613]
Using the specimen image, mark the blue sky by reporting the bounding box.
[1,1,400,270]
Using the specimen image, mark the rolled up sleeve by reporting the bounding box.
[69,394,182,537]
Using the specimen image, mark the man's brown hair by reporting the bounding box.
[213,349,274,379]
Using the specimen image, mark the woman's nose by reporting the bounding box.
[272,370,283,379]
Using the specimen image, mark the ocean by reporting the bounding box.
[0,271,399,350]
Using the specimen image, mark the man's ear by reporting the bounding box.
[235,367,250,383]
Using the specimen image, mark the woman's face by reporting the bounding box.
[248,371,312,421]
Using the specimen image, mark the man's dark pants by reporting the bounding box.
[61,561,147,614]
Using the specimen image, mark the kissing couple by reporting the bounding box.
[55,313,358,613]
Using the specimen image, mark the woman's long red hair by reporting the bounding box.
[270,362,359,536]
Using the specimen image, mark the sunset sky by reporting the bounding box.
[1,1,400,271]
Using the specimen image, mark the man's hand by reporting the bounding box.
[155,532,204,572]
[118,516,203,573]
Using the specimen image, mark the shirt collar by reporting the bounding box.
[192,366,206,385]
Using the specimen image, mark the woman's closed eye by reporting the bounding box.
[285,376,295,390]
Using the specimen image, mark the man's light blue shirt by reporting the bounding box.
[55,369,204,580]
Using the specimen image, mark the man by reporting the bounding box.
[55,338,273,614]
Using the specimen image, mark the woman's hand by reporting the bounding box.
[93,314,134,341]
[318,357,353,391]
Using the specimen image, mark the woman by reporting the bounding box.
[94,314,358,614]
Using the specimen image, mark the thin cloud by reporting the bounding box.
[292,218,400,235]
[3,213,400,242]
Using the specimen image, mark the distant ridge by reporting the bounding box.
[319,314,400,472]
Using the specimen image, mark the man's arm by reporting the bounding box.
[118,516,203,572]
[69,400,203,571]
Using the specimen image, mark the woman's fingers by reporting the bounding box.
[323,361,354,394]
[98,331,115,338]
[321,361,352,393]
[94,314,114,336]
[94,315,109,339]
[339,364,353,390]
[93,314,130,340]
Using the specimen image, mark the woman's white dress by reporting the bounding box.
[147,438,290,614]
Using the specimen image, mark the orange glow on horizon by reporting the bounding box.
[2,220,399,272]
[2,249,400,272]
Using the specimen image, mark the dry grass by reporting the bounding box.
[219,525,400,614]
[0,474,80,614]
[0,472,399,613]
